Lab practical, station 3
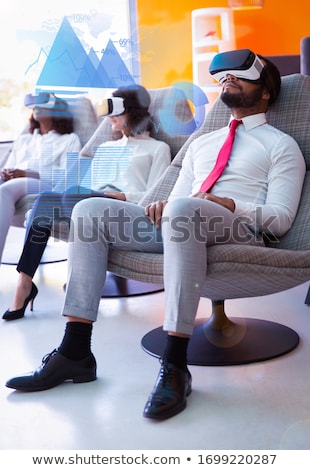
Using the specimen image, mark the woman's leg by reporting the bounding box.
[4,197,163,390]
[9,191,64,312]
[12,188,110,311]
[18,188,94,277]
[17,191,64,277]
[0,178,46,263]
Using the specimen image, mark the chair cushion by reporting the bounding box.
[67,96,99,146]
[107,243,310,299]
[267,171,310,250]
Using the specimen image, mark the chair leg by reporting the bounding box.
[141,300,299,366]
[305,285,310,305]
[64,272,164,298]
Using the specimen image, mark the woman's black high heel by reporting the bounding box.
[2,282,38,321]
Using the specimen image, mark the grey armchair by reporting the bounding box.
[105,73,310,365]
[301,36,310,304]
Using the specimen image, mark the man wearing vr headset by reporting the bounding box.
[6,51,305,422]
[0,93,81,266]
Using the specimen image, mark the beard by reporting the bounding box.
[220,85,265,109]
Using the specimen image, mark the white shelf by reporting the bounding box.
[192,8,235,88]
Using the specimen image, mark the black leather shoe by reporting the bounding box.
[5,349,97,392]
[143,360,192,420]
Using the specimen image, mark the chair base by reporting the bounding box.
[64,272,163,298]
[101,272,164,298]
[141,316,299,366]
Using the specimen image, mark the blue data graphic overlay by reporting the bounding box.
[36,17,136,89]
[158,82,209,136]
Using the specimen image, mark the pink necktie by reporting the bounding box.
[199,119,242,193]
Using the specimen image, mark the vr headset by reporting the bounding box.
[25,93,125,117]
[24,93,58,109]
[99,97,126,116]
[209,49,265,84]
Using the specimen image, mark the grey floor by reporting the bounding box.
[0,236,309,451]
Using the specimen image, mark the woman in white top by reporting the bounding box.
[3,85,171,321]
[0,94,81,265]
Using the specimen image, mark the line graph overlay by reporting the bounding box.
[36,17,137,89]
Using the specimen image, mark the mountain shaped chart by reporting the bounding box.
[37,17,136,88]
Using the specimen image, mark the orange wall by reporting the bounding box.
[136,0,310,88]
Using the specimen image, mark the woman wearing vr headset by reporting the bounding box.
[0,94,81,267]
[2,84,171,321]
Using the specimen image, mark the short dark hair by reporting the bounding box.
[112,84,153,135]
[258,55,281,106]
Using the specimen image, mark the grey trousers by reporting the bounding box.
[62,197,163,321]
[62,197,263,335]
[162,198,263,335]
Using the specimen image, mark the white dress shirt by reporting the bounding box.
[4,129,81,187]
[169,113,306,236]
[92,134,171,203]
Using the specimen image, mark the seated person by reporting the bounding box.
[3,84,171,321]
[0,93,81,265]
[5,51,305,422]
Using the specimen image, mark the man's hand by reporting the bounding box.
[144,200,168,227]
[193,192,235,212]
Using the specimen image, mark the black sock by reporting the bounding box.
[58,322,93,360]
[163,335,189,370]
